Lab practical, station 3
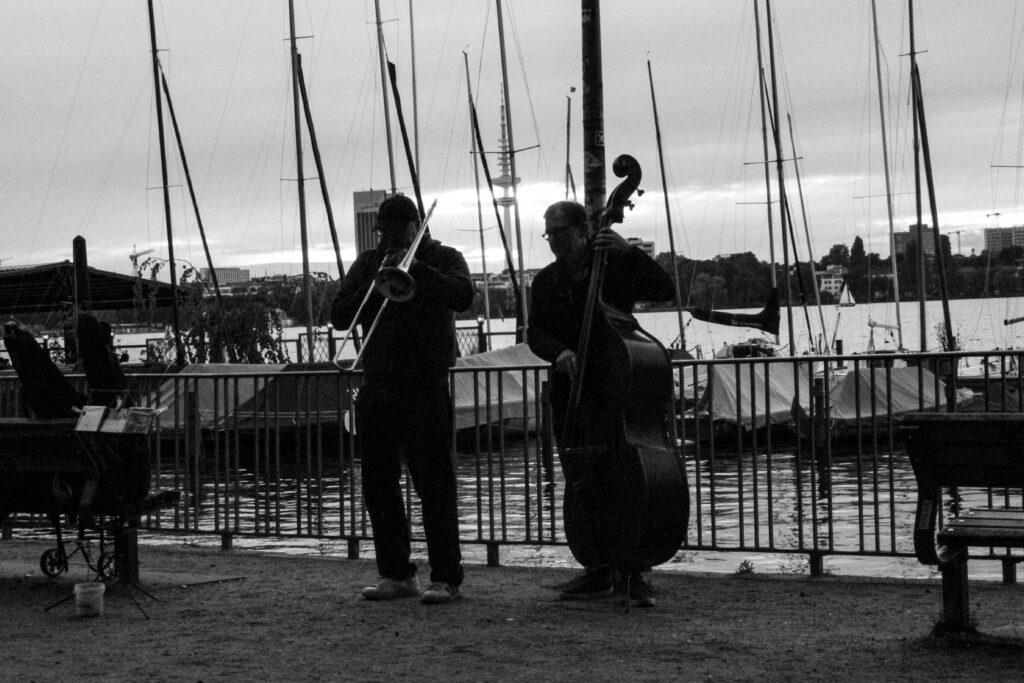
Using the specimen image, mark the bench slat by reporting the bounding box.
[944,513,1024,530]
[953,509,1024,519]
[939,526,1024,546]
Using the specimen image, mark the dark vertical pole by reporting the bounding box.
[70,235,89,364]
[73,236,91,313]
[147,0,184,365]
[581,0,606,217]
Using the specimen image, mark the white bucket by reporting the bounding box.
[74,582,105,617]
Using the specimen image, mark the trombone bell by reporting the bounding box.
[374,267,416,302]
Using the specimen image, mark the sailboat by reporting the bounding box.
[837,283,855,307]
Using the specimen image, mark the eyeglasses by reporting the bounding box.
[541,224,575,241]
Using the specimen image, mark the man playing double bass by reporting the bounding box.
[527,200,676,607]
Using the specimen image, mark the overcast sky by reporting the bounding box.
[4,1,1024,279]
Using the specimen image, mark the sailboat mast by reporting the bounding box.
[753,2,777,295]
[646,59,686,351]
[374,0,398,193]
[158,72,221,303]
[288,0,315,361]
[871,0,904,350]
[565,89,575,200]
[909,0,926,351]
[409,0,420,171]
[146,0,184,365]
[464,51,492,339]
[912,65,956,352]
[764,0,795,355]
[495,0,528,334]
[296,55,345,280]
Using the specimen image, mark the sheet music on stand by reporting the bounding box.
[75,402,162,435]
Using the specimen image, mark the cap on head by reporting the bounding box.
[377,194,419,225]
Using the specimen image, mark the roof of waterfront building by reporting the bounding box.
[0,261,174,315]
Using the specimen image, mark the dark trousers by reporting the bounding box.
[355,377,464,587]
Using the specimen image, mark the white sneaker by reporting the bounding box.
[361,576,420,601]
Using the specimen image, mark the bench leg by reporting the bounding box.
[114,521,140,585]
[939,549,973,633]
[1002,558,1017,585]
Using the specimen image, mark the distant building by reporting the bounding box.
[984,226,1024,255]
[201,267,250,285]
[487,269,539,291]
[816,265,846,297]
[354,190,405,254]
[891,224,936,257]
[626,237,655,259]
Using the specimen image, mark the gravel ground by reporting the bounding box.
[2,539,1023,681]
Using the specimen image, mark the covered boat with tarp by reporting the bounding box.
[147,363,353,463]
[684,361,811,444]
[821,367,973,441]
[450,343,545,440]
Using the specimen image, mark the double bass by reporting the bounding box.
[559,154,689,576]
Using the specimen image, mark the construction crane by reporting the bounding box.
[129,245,155,270]
[949,229,964,255]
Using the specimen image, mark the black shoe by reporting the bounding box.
[616,573,656,608]
[361,576,420,601]
[557,569,614,601]
[421,582,462,604]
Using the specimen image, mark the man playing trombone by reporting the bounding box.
[331,194,474,604]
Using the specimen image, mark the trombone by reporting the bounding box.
[333,199,437,371]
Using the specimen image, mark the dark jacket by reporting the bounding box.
[331,237,474,382]
[526,245,674,364]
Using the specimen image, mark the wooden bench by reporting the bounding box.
[902,412,1024,633]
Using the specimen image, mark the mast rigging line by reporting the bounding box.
[501,1,549,177]
[30,2,104,260]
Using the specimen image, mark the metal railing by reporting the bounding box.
[2,348,1022,575]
